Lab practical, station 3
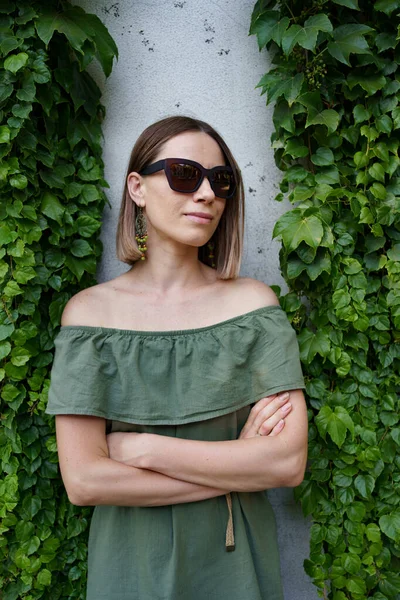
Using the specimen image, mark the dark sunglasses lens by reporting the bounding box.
[212,170,235,198]
[169,163,201,192]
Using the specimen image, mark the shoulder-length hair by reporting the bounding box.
[116,115,244,280]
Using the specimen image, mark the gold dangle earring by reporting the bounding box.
[207,240,215,268]
[135,206,148,260]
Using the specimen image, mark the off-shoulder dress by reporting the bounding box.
[46,305,305,600]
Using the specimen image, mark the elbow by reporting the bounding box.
[67,489,92,506]
[63,476,95,507]
[281,453,307,488]
[269,452,307,489]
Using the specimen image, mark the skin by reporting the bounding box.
[55,130,308,507]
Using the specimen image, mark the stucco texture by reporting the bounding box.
[73,2,318,599]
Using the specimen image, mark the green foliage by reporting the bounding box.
[0,1,117,598]
[251,0,400,598]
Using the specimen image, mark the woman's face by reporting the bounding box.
[128,131,227,250]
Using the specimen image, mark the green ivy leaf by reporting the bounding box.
[376,32,398,52]
[346,577,366,595]
[343,553,361,574]
[36,568,51,588]
[348,72,387,96]
[369,182,387,199]
[298,329,331,363]
[311,148,334,166]
[315,166,340,185]
[257,70,304,105]
[347,501,366,521]
[36,7,89,50]
[379,511,400,541]
[75,215,101,238]
[327,24,373,66]
[368,162,385,182]
[333,0,360,7]
[354,473,375,498]
[76,11,118,77]
[282,14,333,55]
[0,125,11,143]
[375,0,400,15]
[333,288,351,310]
[353,104,370,124]
[376,114,392,134]
[273,209,324,252]
[9,174,28,189]
[306,109,340,134]
[40,192,65,224]
[249,10,286,49]
[315,405,354,447]
[4,52,29,73]
[294,479,326,516]
[0,340,12,360]
[70,239,92,257]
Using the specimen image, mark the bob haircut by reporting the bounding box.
[116,115,245,280]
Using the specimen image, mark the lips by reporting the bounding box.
[185,212,213,221]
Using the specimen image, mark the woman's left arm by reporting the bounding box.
[109,389,308,492]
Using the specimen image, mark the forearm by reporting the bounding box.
[118,433,306,492]
[66,456,228,507]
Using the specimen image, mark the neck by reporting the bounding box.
[128,242,212,295]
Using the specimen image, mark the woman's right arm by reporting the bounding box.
[56,414,227,507]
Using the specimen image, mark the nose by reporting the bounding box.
[193,175,215,203]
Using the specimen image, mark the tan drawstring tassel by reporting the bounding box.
[225,492,235,551]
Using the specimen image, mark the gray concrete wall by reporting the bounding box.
[74,2,317,598]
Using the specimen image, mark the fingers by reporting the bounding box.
[268,419,286,436]
[239,395,277,438]
[253,393,291,435]
[257,401,291,436]
[239,392,291,439]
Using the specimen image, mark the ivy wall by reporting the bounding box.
[250,1,400,599]
[0,2,117,598]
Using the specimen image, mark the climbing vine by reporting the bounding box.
[0,2,117,598]
[250,0,400,598]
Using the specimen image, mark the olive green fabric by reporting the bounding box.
[46,305,305,600]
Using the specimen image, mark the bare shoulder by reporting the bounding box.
[221,277,280,313]
[61,282,111,327]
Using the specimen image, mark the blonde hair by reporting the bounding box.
[116,115,245,279]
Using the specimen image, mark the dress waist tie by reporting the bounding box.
[225,492,235,551]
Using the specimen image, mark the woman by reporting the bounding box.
[46,115,308,600]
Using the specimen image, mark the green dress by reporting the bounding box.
[46,305,305,600]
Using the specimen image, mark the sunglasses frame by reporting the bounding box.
[139,157,236,199]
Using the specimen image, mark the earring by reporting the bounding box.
[207,241,215,268]
[135,206,148,260]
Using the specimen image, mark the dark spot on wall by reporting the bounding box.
[257,247,264,254]
[204,19,215,33]
[139,30,155,52]
[174,0,186,6]
[248,187,256,195]
[244,162,253,168]
[259,175,266,182]
[217,49,230,56]
[102,3,120,18]
[205,38,214,44]
[175,102,181,108]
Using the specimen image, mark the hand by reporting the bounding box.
[107,431,146,466]
[239,392,292,439]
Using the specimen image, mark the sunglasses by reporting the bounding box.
[139,158,236,199]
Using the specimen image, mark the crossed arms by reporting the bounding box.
[55,389,308,507]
